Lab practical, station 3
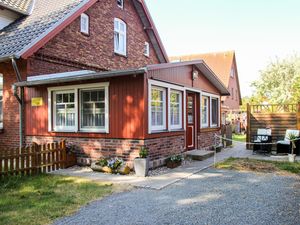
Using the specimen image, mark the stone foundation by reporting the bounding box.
[26,135,185,169]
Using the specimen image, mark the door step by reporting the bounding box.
[185,150,214,161]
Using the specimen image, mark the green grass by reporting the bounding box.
[0,174,115,225]
[232,134,246,142]
[216,157,300,175]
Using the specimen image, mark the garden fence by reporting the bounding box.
[0,140,66,177]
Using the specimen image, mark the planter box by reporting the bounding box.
[66,152,77,168]
[134,158,149,177]
[166,161,181,169]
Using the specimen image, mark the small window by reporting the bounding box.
[150,87,166,131]
[80,89,106,131]
[53,91,76,131]
[211,98,219,127]
[230,67,234,78]
[144,42,150,57]
[0,75,3,129]
[117,0,124,9]
[170,90,182,130]
[114,18,127,56]
[80,13,89,35]
[201,96,209,128]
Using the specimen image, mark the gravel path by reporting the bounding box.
[53,169,300,225]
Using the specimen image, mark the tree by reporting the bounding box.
[251,55,300,104]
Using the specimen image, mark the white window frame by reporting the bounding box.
[53,90,77,132]
[117,0,124,9]
[144,42,150,57]
[79,87,108,132]
[169,90,182,130]
[80,13,89,35]
[149,86,167,132]
[114,18,127,56]
[48,82,109,133]
[210,96,220,128]
[201,95,209,128]
[148,80,185,134]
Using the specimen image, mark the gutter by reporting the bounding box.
[11,58,24,148]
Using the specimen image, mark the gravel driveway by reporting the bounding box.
[53,169,300,225]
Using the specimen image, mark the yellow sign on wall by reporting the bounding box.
[31,97,43,107]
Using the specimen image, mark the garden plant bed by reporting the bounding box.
[216,157,300,175]
[0,174,116,225]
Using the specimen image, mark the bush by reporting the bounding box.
[166,155,183,163]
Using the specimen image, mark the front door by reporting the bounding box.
[186,93,196,150]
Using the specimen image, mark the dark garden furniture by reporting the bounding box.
[252,128,272,154]
[276,130,300,155]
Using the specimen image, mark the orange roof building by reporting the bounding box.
[170,51,242,114]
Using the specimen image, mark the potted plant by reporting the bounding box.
[65,142,77,168]
[166,155,183,168]
[288,133,298,163]
[134,146,149,177]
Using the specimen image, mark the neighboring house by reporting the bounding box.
[0,0,229,167]
[170,51,242,124]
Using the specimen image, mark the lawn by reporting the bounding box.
[232,133,246,142]
[0,174,116,225]
[216,157,300,175]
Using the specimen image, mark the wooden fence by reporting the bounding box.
[246,103,300,149]
[0,140,67,177]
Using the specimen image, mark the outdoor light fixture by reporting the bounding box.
[192,70,199,80]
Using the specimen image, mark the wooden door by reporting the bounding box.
[186,93,196,150]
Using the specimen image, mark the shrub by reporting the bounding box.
[166,155,183,163]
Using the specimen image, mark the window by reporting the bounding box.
[117,0,124,9]
[53,91,76,131]
[0,75,3,129]
[230,67,234,78]
[144,42,150,57]
[114,18,127,56]
[211,98,219,127]
[80,89,106,131]
[150,87,166,131]
[48,83,109,133]
[170,90,182,130]
[80,13,89,35]
[201,96,209,127]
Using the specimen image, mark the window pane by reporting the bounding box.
[170,92,181,127]
[81,90,105,129]
[151,88,165,127]
[55,92,75,129]
[201,97,208,125]
[211,98,219,125]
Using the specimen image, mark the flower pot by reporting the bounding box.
[288,154,296,163]
[134,157,149,177]
[166,161,181,169]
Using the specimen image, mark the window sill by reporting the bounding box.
[50,130,108,134]
[170,128,184,132]
[114,52,127,58]
[81,32,90,37]
[150,129,168,134]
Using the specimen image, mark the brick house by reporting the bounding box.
[0,0,229,167]
[170,51,242,124]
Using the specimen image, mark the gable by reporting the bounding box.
[30,0,161,72]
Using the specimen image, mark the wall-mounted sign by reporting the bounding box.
[31,97,43,107]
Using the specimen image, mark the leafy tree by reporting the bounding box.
[251,55,300,104]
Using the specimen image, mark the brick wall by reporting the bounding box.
[0,60,27,148]
[30,0,160,76]
[198,130,221,150]
[26,134,185,168]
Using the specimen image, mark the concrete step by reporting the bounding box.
[185,150,215,161]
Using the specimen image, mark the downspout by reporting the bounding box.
[11,58,24,148]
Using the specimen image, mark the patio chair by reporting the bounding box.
[252,128,272,154]
[276,129,300,155]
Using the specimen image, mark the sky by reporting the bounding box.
[145,0,300,97]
